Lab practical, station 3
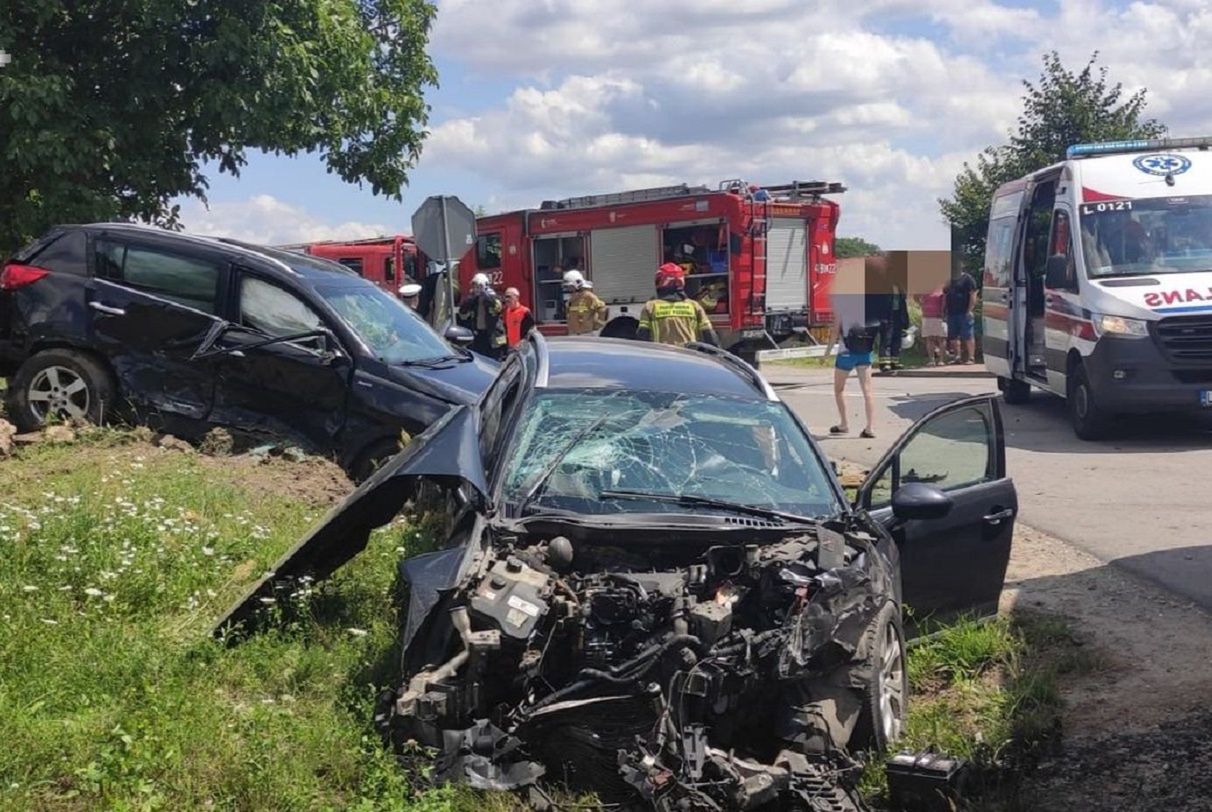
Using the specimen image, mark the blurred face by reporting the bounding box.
[505,290,519,306]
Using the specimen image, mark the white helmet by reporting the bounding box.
[562,269,586,290]
[471,272,490,289]
[398,283,422,298]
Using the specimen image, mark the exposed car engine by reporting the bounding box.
[378,526,893,811]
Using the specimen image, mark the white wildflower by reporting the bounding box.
[22,585,38,593]
[346,627,368,637]
[84,588,104,598]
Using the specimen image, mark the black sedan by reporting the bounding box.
[216,335,1017,809]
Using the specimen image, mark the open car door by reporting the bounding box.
[856,395,1016,627]
[212,404,488,636]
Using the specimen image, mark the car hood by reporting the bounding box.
[388,353,498,405]
[213,404,489,635]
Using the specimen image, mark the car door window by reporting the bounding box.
[867,404,993,510]
[239,276,325,346]
[104,242,222,314]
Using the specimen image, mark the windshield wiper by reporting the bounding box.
[598,489,820,525]
[397,354,465,368]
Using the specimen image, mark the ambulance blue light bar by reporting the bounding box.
[1067,137,1212,159]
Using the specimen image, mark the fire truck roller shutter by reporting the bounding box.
[766,218,809,312]
[588,225,660,305]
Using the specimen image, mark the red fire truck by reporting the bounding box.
[282,235,422,292]
[458,180,844,361]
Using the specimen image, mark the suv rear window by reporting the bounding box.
[96,240,222,314]
[21,230,88,276]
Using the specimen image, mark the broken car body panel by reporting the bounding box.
[213,336,1015,809]
[213,404,489,633]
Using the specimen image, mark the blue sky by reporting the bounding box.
[180,0,1212,250]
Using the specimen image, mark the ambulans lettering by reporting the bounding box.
[1144,287,1212,308]
[1080,201,1132,216]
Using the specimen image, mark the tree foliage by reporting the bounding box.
[834,236,881,258]
[0,1,438,255]
[940,51,1167,273]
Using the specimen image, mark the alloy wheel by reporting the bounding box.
[877,621,906,744]
[27,365,90,423]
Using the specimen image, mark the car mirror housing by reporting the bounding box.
[445,325,474,347]
[890,482,953,521]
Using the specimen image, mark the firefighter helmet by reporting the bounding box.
[655,262,685,290]
[562,269,586,290]
[471,272,490,289]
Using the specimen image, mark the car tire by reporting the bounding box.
[349,437,404,484]
[8,349,117,432]
[997,376,1031,404]
[1067,363,1111,441]
[851,601,907,753]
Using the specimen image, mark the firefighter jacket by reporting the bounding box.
[566,289,607,335]
[458,291,507,355]
[637,294,717,347]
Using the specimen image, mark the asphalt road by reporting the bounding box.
[769,364,1212,611]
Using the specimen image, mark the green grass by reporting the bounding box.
[0,429,500,811]
[861,612,1102,809]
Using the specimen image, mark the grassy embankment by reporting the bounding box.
[0,427,1085,810]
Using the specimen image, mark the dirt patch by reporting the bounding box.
[1020,712,1212,811]
[1001,524,1212,736]
[194,452,351,509]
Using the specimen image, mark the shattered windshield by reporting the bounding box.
[317,282,453,364]
[1081,195,1212,277]
[500,390,841,519]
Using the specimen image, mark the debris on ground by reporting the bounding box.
[42,425,77,444]
[156,434,195,454]
[199,427,235,456]
[0,419,15,456]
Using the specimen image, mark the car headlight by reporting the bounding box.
[1092,313,1149,338]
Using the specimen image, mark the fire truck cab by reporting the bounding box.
[286,236,421,293]
[462,180,844,362]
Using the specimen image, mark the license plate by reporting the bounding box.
[1202,390,1212,407]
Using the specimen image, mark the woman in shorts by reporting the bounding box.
[827,318,878,439]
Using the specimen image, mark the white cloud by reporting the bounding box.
[179,195,391,246]
[410,0,1212,249]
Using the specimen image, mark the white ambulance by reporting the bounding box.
[982,137,1212,439]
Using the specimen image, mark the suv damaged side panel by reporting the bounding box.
[381,522,889,810]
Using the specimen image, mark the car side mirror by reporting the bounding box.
[1044,254,1071,289]
[891,482,953,521]
[445,325,474,347]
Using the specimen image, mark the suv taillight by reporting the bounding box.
[0,263,51,290]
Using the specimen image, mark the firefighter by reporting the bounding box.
[563,269,607,336]
[397,283,422,311]
[457,273,507,359]
[637,263,718,348]
[503,287,535,349]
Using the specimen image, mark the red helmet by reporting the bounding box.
[655,262,685,290]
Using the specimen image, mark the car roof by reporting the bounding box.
[538,336,777,401]
[67,223,361,283]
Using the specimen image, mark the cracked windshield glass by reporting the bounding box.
[502,390,841,518]
[318,283,452,363]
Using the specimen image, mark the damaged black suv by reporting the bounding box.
[0,224,496,479]
[217,335,1017,810]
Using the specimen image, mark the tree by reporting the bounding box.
[0,1,438,255]
[940,51,1166,273]
[834,236,881,258]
